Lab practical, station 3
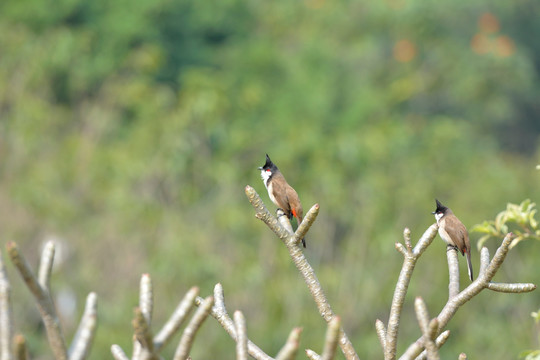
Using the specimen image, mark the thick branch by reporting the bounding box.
[246,186,359,360]
[7,242,68,360]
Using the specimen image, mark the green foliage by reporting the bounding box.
[472,199,540,249]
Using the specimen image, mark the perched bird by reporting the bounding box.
[432,199,473,281]
[259,154,306,247]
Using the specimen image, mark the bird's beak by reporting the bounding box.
[258,167,263,170]
[431,211,436,214]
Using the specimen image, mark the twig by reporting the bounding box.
[320,316,341,360]
[0,250,13,360]
[174,296,213,360]
[154,287,199,352]
[68,292,98,360]
[38,241,55,293]
[7,242,68,360]
[234,311,248,360]
[246,185,359,360]
[110,344,129,360]
[194,284,274,360]
[275,327,302,360]
[14,334,27,360]
[385,225,438,360]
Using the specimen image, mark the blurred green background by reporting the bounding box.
[1,0,539,358]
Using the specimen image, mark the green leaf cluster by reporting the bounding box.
[472,199,540,249]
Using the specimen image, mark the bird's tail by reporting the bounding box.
[466,249,474,281]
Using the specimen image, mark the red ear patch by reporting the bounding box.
[266,169,271,172]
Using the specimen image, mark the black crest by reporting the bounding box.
[259,154,278,171]
[432,199,448,214]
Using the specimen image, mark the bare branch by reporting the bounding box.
[38,241,55,293]
[375,319,386,352]
[14,334,27,360]
[7,242,68,360]
[275,327,302,360]
[320,316,341,360]
[110,344,129,360]
[458,353,467,360]
[385,224,438,360]
[68,292,98,360]
[446,247,460,300]
[195,284,273,360]
[154,287,199,352]
[234,311,248,360]
[174,296,213,360]
[0,251,13,360]
[246,186,359,360]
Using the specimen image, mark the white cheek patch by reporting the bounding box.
[434,212,443,222]
[260,170,271,187]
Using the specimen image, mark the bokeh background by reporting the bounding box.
[1,0,539,358]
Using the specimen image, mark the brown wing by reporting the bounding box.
[270,173,292,216]
[444,219,470,255]
[285,184,303,222]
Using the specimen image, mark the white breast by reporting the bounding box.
[267,181,277,205]
[435,217,455,246]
